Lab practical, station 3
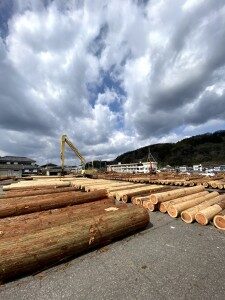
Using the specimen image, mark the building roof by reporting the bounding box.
[0,156,36,163]
[0,164,37,170]
[40,163,57,168]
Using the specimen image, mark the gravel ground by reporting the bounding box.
[0,211,225,300]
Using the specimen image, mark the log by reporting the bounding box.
[213,209,225,230]
[0,198,115,239]
[119,186,165,202]
[0,190,107,218]
[86,183,138,192]
[3,181,71,191]
[132,196,150,206]
[83,181,120,191]
[143,201,158,211]
[150,186,205,204]
[108,184,143,192]
[181,195,225,223]
[158,191,208,213]
[167,192,219,218]
[195,199,225,225]
[74,180,110,189]
[1,190,83,203]
[0,204,149,282]
[0,187,79,199]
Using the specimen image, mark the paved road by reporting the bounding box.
[0,211,225,300]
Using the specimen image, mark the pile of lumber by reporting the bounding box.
[71,178,168,202]
[131,185,225,230]
[0,179,150,282]
[97,173,225,189]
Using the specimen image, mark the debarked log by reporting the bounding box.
[150,186,205,205]
[213,209,225,230]
[195,198,225,225]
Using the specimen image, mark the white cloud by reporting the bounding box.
[0,0,225,165]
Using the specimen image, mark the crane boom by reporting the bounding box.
[60,134,86,174]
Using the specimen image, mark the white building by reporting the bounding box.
[193,164,203,172]
[107,161,157,174]
[179,166,187,172]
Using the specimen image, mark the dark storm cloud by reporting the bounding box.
[187,92,225,125]
[127,0,225,140]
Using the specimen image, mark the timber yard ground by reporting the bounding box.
[0,198,225,300]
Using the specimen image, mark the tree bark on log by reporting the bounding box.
[0,187,79,199]
[213,209,225,230]
[181,195,225,223]
[195,199,225,225]
[1,191,83,203]
[0,190,107,218]
[150,186,205,204]
[167,192,218,218]
[0,198,115,239]
[0,204,149,282]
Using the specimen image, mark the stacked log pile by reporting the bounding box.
[131,185,225,231]
[97,173,225,189]
[0,178,150,282]
[70,178,168,202]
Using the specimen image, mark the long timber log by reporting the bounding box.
[150,186,205,205]
[0,187,79,199]
[117,185,165,202]
[3,181,71,191]
[0,198,115,239]
[1,190,83,203]
[158,191,208,213]
[213,209,225,230]
[0,204,149,282]
[108,184,143,192]
[84,182,135,192]
[195,198,225,225]
[181,195,225,223]
[0,190,107,218]
[167,192,219,218]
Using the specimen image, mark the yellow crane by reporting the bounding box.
[60,134,86,175]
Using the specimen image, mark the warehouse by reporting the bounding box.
[107,161,157,173]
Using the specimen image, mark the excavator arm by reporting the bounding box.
[60,134,86,174]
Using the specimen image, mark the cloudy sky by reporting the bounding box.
[0,0,225,165]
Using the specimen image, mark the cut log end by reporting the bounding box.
[167,206,178,218]
[213,215,225,230]
[150,195,157,204]
[147,203,157,212]
[159,203,167,213]
[195,213,208,225]
[122,195,128,203]
[181,211,193,223]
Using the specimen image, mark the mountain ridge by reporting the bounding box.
[113,130,225,167]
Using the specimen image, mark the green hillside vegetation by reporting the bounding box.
[114,130,225,167]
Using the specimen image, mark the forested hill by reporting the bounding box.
[114,130,225,167]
